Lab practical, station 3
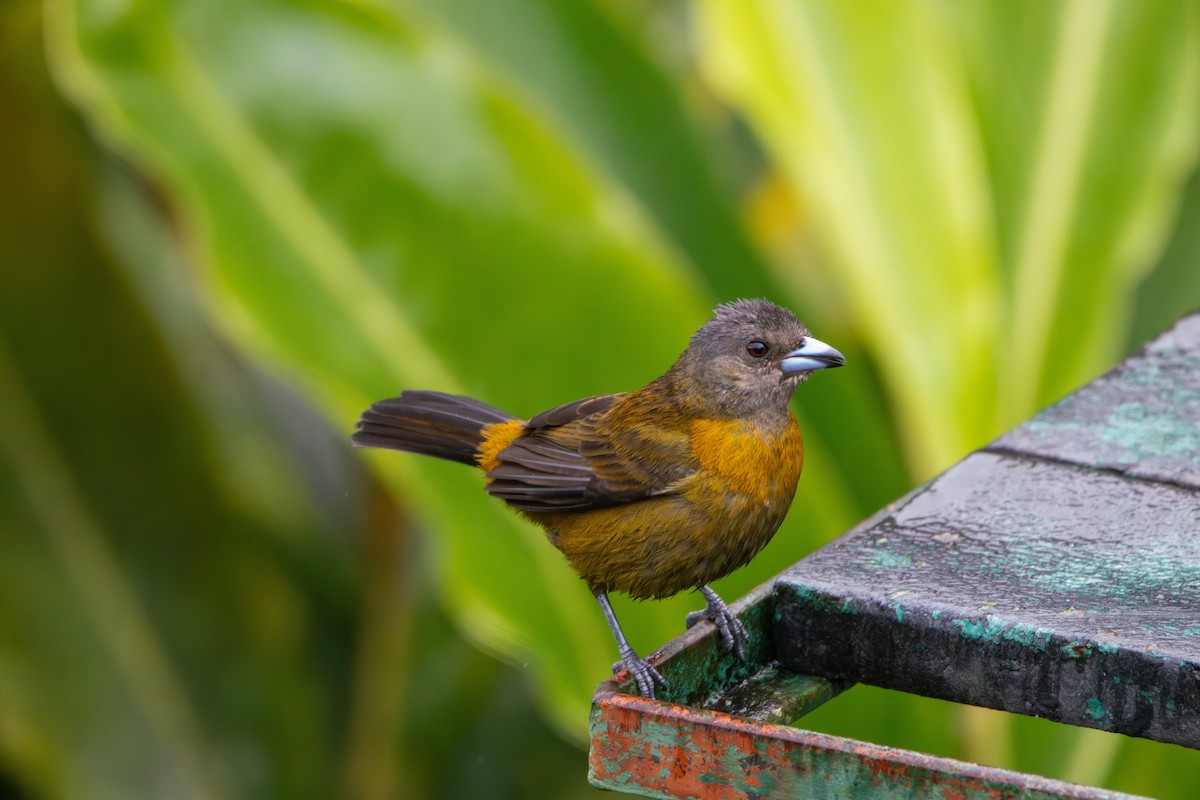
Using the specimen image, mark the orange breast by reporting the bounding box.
[687,416,804,503]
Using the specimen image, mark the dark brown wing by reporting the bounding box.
[525,394,620,428]
[484,392,695,512]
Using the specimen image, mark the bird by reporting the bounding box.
[351,298,845,698]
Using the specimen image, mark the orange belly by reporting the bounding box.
[535,416,804,599]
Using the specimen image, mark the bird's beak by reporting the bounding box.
[781,337,846,374]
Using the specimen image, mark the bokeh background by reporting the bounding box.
[3,0,1200,797]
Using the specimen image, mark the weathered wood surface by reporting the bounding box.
[590,583,1144,799]
[591,585,1143,799]
[994,312,1200,488]
[591,691,1142,800]
[776,313,1200,748]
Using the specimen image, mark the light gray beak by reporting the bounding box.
[780,336,846,374]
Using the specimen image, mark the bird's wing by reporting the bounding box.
[524,393,621,428]
[484,393,695,512]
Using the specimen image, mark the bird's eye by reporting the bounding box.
[746,340,769,358]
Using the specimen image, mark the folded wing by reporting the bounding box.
[485,393,695,512]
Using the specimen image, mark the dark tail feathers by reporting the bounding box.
[351,390,515,466]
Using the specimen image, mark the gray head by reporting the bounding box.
[668,299,845,418]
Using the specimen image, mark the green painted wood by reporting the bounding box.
[602,582,848,720]
[705,662,846,725]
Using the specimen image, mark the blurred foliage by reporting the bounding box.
[0,0,1197,797]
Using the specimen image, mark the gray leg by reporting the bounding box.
[685,584,749,659]
[593,588,666,699]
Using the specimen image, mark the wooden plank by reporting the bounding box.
[591,560,1152,799]
[773,451,1200,748]
[705,662,845,725]
[993,312,1200,488]
[590,692,1147,799]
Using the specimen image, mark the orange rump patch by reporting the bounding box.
[476,419,526,472]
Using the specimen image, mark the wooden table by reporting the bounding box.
[589,312,1200,799]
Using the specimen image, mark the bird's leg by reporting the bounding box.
[685,584,749,659]
[593,588,666,699]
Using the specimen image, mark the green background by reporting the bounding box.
[2,0,1199,797]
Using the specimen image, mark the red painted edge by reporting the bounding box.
[589,692,1145,800]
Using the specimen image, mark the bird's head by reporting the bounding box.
[670,298,845,418]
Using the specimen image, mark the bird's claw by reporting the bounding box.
[613,652,667,699]
[686,589,749,660]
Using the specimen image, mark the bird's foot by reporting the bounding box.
[612,649,667,699]
[593,588,666,699]
[686,585,748,660]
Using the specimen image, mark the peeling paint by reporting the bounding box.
[952,616,1006,644]
[872,550,914,569]
[589,692,1142,799]
[1085,697,1109,722]
[1003,623,1052,651]
[1061,641,1094,659]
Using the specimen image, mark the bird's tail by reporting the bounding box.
[351,390,516,467]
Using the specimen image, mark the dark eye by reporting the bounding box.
[746,340,769,358]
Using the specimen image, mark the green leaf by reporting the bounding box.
[1130,168,1200,348]
[3,7,618,794]
[46,0,1199,792]
[698,0,1006,477]
[948,0,1200,416]
[697,0,1199,462]
[405,0,776,300]
[47,0,697,739]
[0,40,342,793]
